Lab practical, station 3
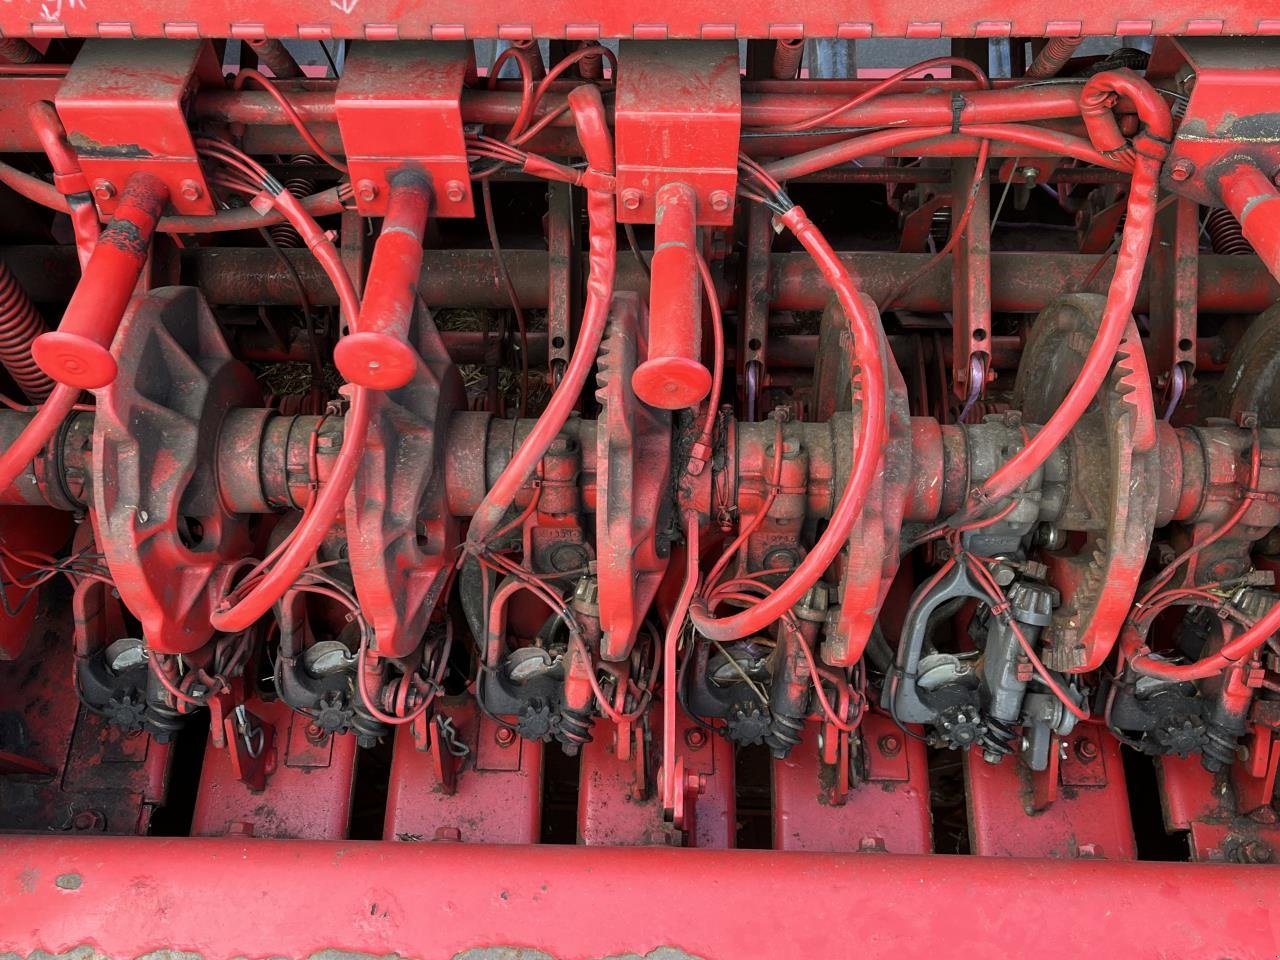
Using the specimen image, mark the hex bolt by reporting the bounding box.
[444,180,467,203]
[356,179,380,203]
[685,728,708,749]
[878,734,902,757]
[709,189,731,212]
[305,722,327,745]
[92,179,116,202]
[495,726,516,747]
[620,188,643,210]
[179,179,204,203]
[1169,158,1196,182]
[1075,737,1099,762]
[1243,839,1274,863]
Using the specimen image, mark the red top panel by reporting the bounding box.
[3,0,1278,41]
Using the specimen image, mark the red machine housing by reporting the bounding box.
[1,13,1280,960]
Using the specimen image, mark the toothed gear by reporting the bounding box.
[517,701,559,741]
[726,702,772,745]
[104,694,147,733]
[1014,294,1158,672]
[314,691,352,733]
[1152,715,1207,757]
[935,705,987,750]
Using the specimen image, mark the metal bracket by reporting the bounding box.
[335,41,474,218]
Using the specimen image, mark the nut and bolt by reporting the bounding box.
[620,188,643,211]
[709,189,731,212]
[356,178,380,203]
[444,179,467,203]
[1074,737,1099,762]
[179,179,204,203]
[92,179,116,202]
[685,728,708,749]
[1242,839,1274,864]
[495,726,516,747]
[305,721,327,745]
[1169,158,1196,182]
[878,734,902,757]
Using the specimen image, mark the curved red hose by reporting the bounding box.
[765,122,1124,183]
[0,157,347,235]
[687,204,888,642]
[951,74,1171,522]
[28,101,99,265]
[464,83,615,550]
[210,179,367,634]
[1122,614,1275,683]
[0,382,78,493]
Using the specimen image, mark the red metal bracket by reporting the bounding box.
[614,41,741,227]
[772,714,932,853]
[54,39,213,216]
[965,726,1136,859]
[193,698,356,839]
[384,697,543,843]
[335,41,474,218]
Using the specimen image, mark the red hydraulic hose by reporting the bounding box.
[765,122,1123,183]
[1122,611,1280,683]
[951,71,1171,522]
[28,101,99,266]
[0,157,347,235]
[687,204,888,642]
[210,181,367,634]
[0,383,77,494]
[463,83,615,551]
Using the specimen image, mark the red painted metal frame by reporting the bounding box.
[191,697,358,840]
[383,697,543,843]
[0,3,1276,41]
[965,725,1136,859]
[772,714,932,853]
[4,837,1280,959]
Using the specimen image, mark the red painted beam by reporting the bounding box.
[2,837,1279,959]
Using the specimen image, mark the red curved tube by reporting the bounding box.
[687,204,888,642]
[0,158,347,235]
[28,101,99,265]
[210,179,367,634]
[765,122,1123,183]
[1122,609,1280,682]
[0,382,77,493]
[464,83,615,550]
[954,73,1171,520]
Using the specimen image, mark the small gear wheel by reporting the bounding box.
[314,691,352,733]
[726,702,772,746]
[936,705,987,750]
[1152,715,1207,757]
[518,701,560,741]
[104,693,147,733]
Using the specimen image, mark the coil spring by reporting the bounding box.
[1201,722,1240,773]
[1025,36,1083,80]
[977,715,1018,759]
[267,156,319,248]
[0,259,53,402]
[767,711,805,758]
[576,40,604,80]
[1204,208,1253,256]
[0,38,39,65]
[557,709,593,756]
[771,38,805,80]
